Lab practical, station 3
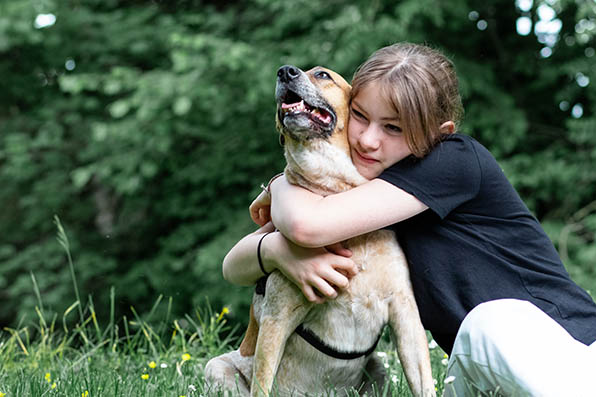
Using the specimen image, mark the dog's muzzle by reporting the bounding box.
[275,65,336,139]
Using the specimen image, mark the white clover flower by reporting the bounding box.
[161,363,168,368]
[428,339,438,349]
[444,375,456,384]
[376,351,387,358]
[391,374,398,383]
[189,384,197,392]
[441,358,449,366]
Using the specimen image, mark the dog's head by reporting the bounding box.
[275,65,351,148]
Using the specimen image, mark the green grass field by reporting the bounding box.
[0,301,450,397]
[0,218,450,396]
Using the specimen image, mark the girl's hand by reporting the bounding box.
[250,190,271,226]
[265,234,358,304]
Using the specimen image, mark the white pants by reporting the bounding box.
[444,299,596,397]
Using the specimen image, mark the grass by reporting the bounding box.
[0,218,450,396]
[0,316,450,397]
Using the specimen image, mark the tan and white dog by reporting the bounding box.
[205,65,434,397]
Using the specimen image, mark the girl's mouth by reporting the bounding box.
[353,149,379,164]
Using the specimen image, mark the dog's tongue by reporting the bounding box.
[281,100,305,110]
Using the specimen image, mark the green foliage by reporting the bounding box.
[0,0,594,327]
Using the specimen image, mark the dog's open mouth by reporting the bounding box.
[280,90,333,128]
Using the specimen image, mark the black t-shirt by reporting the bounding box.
[378,133,596,354]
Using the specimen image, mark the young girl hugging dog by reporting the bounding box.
[225,42,596,396]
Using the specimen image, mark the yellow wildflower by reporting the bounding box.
[217,306,230,322]
[45,372,51,382]
[82,391,89,397]
[148,361,157,369]
[181,353,191,361]
[0,392,5,397]
[141,374,149,380]
[51,383,57,389]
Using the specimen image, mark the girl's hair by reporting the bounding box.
[351,42,464,157]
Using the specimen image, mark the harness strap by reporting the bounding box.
[256,276,268,296]
[254,275,382,360]
[295,324,382,360]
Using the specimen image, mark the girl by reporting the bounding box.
[224,43,596,396]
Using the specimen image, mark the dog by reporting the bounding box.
[205,65,435,397]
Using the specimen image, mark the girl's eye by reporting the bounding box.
[386,124,402,134]
[351,108,366,120]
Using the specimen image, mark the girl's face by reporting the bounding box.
[348,81,413,180]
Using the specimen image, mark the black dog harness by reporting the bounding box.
[255,276,381,360]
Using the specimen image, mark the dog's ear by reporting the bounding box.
[279,134,285,146]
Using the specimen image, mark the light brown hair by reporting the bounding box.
[351,42,464,157]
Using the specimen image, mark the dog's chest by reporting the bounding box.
[273,230,409,394]
[284,140,366,193]
[300,230,408,352]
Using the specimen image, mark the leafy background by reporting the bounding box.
[0,0,594,329]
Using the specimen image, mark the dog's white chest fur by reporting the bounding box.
[284,139,366,194]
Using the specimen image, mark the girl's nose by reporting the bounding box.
[358,125,381,151]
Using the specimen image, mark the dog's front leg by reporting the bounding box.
[251,271,311,397]
[388,293,436,397]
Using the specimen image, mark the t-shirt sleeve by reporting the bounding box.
[377,136,481,219]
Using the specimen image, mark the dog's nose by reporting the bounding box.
[277,65,300,83]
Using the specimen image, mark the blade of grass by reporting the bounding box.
[54,215,86,341]
[88,294,102,342]
[129,306,158,358]
[109,287,115,348]
[30,272,44,315]
[3,327,29,356]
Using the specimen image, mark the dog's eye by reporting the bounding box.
[315,71,332,80]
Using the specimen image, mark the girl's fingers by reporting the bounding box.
[320,268,350,289]
[325,242,352,257]
[250,206,260,224]
[257,207,270,226]
[302,284,326,304]
[331,256,359,278]
[309,277,337,300]
[249,191,272,225]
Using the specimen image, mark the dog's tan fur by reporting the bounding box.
[205,66,435,397]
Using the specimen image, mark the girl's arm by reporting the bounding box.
[268,176,428,247]
[222,221,277,286]
[222,221,358,303]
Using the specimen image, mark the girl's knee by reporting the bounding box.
[453,299,541,356]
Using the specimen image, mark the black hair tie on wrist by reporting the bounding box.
[257,232,272,276]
